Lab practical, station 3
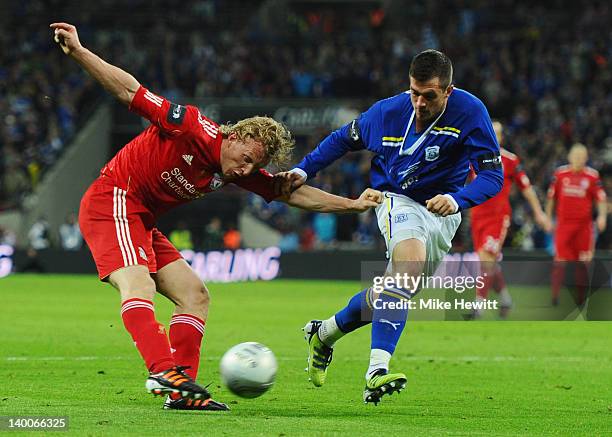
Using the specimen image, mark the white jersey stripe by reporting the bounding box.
[121,301,154,311]
[116,188,134,266]
[144,90,163,105]
[198,114,219,138]
[170,318,205,334]
[113,187,129,267]
[121,304,155,315]
[430,130,459,138]
[121,301,154,312]
[119,189,138,264]
[144,91,163,107]
[199,121,218,138]
[170,316,205,330]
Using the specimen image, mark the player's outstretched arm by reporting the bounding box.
[50,22,140,106]
[282,186,382,213]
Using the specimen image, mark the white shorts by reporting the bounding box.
[375,192,461,274]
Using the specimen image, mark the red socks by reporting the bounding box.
[169,314,205,380]
[121,298,175,373]
[575,262,588,305]
[120,299,206,381]
[551,262,565,301]
[476,272,494,299]
[492,266,506,293]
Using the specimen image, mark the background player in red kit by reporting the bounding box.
[470,121,550,318]
[546,143,607,306]
[51,22,383,411]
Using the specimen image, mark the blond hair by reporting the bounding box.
[220,116,294,168]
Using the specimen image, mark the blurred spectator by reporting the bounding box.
[278,221,300,252]
[223,224,241,250]
[21,248,45,273]
[202,217,223,250]
[312,213,337,247]
[59,212,82,250]
[353,211,377,247]
[0,226,17,246]
[300,226,316,251]
[28,217,50,250]
[169,220,194,250]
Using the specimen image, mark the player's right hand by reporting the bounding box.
[351,188,384,212]
[50,22,83,56]
[535,211,552,233]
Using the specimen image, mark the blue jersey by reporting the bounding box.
[296,88,503,210]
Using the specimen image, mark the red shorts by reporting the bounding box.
[555,221,594,261]
[79,177,182,280]
[471,215,510,255]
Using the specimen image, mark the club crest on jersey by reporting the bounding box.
[210,173,224,190]
[425,146,440,162]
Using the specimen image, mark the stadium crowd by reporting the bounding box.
[1,0,610,250]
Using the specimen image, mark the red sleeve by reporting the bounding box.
[512,158,531,191]
[590,175,606,202]
[128,85,198,137]
[232,169,279,203]
[547,171,559,200]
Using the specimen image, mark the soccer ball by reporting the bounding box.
[219,342,277,398]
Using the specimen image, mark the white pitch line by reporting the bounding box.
[2,355,599,363]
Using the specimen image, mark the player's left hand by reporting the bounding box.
[272,171,306,197]
[50,22,83,56]
[351,188,384,212]
[426,194,457,216]
[597,215,607,232]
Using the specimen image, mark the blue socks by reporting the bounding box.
[334,289,372,333]
[370,289,409,354]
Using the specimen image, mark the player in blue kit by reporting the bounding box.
[282,50,504,404]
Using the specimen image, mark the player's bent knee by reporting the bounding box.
[177,281,210,313]
[392,239,426,276]
[109,266,157,301]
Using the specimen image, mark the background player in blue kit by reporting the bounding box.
[282,50,504,404]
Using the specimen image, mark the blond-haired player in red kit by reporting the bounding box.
[546,143,607,306]
[470,121,551,318]
[51,22,383,411]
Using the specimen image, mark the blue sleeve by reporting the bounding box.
[450,102,503,210]
[296,103,378,179]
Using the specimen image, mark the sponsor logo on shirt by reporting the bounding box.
[160,167,204,199]
[398,162,421,177]
[401,175,419,189]
[182,154,193,165]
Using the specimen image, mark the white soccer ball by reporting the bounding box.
[220,342,277,398]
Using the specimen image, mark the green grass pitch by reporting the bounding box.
[1,274,611,436]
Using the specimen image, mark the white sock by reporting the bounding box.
[318,316,344,347]
[366,348,391,380]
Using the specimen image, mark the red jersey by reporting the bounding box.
[100,86,277,216]
[547,165,606,223]
[471,148,531,220]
